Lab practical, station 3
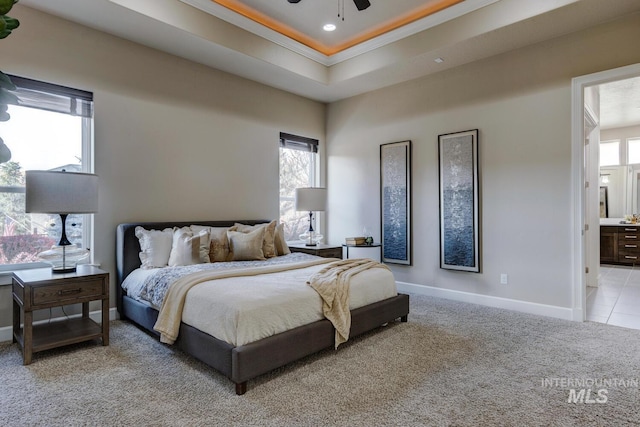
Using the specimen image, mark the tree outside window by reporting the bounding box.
[279,133,319,241]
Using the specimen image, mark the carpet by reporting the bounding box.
[1,294,639,426]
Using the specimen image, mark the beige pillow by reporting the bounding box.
[227,227,266,261]
[168,227,210,266]
[135,226,174,269]
[191,225,231,262]
[274,223,290,255]
[232,220,277,258]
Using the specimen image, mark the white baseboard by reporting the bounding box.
[1,287,578,344]
[396,281,576,321]
[0,307,119,343]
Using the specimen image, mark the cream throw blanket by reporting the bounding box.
[154,258,333,344]
[307,258,391,348]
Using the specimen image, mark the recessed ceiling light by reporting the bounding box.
[434,57,444,63]
[323,24,336,32]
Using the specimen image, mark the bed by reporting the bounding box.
[116,220,409,395]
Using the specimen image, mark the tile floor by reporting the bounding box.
[586,264,640,330]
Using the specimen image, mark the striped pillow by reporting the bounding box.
[168,227,210,267]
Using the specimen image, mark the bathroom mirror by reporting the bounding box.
[599,165,640,218]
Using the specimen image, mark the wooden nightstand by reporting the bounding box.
[12,265,109,365]
[288,243,343,259]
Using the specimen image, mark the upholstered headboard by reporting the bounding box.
[115,220,270,314]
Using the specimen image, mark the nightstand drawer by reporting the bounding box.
[288,244,343,259]
[32,279,104,306]
[320,248,343,259]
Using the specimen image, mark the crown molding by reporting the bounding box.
[180,0,499,66]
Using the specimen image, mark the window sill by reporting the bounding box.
[0,262,104,286]
[0,262,51,286]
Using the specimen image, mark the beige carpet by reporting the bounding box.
[1,294,639,426]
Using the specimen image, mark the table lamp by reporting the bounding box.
[25,170,98,273]
[295,187,327,246]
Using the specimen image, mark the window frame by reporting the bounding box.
[279,132,320,242]
[0,76,94,274]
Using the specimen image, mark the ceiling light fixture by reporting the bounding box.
[353,0,371,11]
[434,57,444,63]
[323,24,337,32]
[336,0,370,22]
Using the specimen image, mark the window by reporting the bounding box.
[628,138,640,164]
[0,76,93,268]
[599,140,620,167]
[279,132,319,241]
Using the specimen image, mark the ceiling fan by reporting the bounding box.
[287,0,371,11]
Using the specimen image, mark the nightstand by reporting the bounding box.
[288,243,343,259]
[12,265,109,365]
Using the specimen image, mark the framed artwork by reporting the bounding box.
[438,129,480,272]
[599,186,608,218]
[380,140,411,265]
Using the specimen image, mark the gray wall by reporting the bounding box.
[325,13,640,309]
[0,6,325,327]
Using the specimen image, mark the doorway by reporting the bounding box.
[572,63,640,326]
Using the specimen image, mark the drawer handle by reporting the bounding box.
[625,228,638,231]
[625,236,638,239]
[58,288,82,296]
[625,245,638,248]
[625,256,638,259]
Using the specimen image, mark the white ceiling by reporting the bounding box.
[600,77,640,130]
[181,0,497,62]
[18,0,640,129]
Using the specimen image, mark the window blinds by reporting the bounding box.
[279,132,318,153]
[9,75,93,118]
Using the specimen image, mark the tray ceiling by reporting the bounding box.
[18,0,640,105]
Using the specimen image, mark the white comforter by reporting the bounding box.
[123,254,397,346]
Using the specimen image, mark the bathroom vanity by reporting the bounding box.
[600,219,640,264]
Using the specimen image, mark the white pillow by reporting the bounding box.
[168,227,210,267]
[227,227,266,261]
[135,226,174,269]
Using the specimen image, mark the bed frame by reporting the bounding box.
[116,220,409,395]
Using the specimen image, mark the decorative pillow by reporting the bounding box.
[227,227,266,261]
[274,223,290,256]
[188,225,217,263]
[168,227,210,267]
[232,220,277,258]
[190,226,232,262]
[135,226,174,269]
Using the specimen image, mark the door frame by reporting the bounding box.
[571,63,640,321]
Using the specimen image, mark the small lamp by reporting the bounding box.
[295,187,327,246]
[25,170,98,273]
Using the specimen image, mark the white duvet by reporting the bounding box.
[123,258,397,346]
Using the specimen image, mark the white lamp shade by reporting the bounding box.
[295,187,327,212]
[25,170,98,214]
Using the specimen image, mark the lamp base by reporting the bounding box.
[37,245,90,274]
[305,242,318,247]
[52,266,77,274]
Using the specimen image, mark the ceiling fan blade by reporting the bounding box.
[353,0,371,11]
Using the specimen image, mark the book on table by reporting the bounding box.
[345,237,366,245]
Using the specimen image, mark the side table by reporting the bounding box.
[12,265,109,365]
[343,244,382,262]
[288,243,343,259]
